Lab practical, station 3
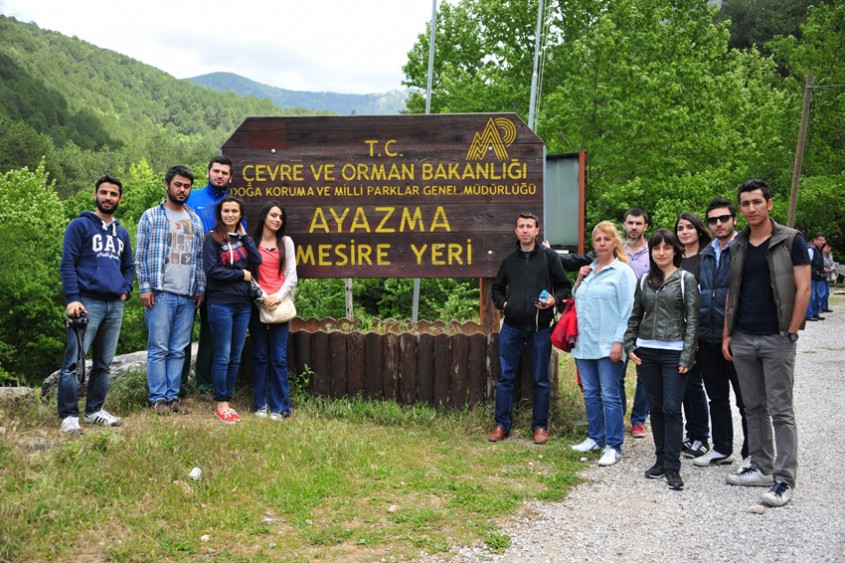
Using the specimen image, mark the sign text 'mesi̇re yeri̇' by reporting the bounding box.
[221,114,544,278]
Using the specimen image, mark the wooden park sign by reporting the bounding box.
[222,113,544,279]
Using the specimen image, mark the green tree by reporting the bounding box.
[0,163,67,384]
[715,0,829,54]
[405,0,797,228]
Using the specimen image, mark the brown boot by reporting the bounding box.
[533,428,549,445]
[487,426,509,442]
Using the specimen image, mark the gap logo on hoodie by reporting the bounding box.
[60,211,134,302]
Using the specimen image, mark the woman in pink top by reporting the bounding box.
[250,201,298,419]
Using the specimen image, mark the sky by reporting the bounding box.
[0,0,442,94]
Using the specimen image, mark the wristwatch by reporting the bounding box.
[780,331,799,342]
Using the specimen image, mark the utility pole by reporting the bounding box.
[788,74,813,227]
[413,0,438,322]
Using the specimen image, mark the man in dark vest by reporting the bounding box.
[722,179,810,507]
[805,231,827,322]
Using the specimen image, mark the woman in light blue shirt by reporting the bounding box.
[571,221,637,466]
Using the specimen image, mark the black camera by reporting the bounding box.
[66,312,89,330]
[248,279,264,301]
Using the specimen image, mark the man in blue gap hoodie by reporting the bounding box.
[57,175,134,434]
[183,155,235,397]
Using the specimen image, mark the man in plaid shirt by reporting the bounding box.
[136,165,206,414]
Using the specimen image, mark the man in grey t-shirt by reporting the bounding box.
[135,165,205,414]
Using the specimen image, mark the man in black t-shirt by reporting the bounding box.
[722,179,811,508]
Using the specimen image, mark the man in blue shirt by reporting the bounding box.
[182,155,235,397]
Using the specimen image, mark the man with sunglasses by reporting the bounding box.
[691,198,749,468]
[722,180,811,507]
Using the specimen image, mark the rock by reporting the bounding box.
[0,387,36,400]
[40,350,151,399]
[200,535,210,542]
[748,505,766,514]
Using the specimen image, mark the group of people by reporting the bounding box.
[57,156,298,435]
[489,179,819,507]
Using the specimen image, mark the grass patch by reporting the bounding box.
[1,356,592,561]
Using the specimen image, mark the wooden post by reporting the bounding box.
[788,74,813,227]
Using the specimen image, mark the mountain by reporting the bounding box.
[187,72,410,115]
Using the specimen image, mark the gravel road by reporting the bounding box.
[440,303,845,562]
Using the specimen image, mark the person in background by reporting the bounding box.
[805,232,827,321]
[674,213,712,459]
[250,201,297,420]
[203,196,261,424]
[136,165,205,414]
[821,241,836,313]
[570,221,637,467]
[622,207,652,439]
[723,179,810,507]
[489,213,572,445]
[57,175,134,434]
[183,155,237,399]
[693,198,749,467]
[625,229,699,491]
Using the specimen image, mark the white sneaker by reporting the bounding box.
[761,480,793,507]
[60,416,82,435]
[571,438,601,452]
[693,449,735,467]
[726,467,773,487]
[254,407,269,419]
[84,409,122,427]
[598,446,620,466]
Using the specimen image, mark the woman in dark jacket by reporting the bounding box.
[203,196,261,424]
[674,213,712,459]
[624,229,699,490]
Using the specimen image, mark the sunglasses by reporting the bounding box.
[707,214,734,225]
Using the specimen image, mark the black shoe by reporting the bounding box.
[665,469,684,490]
[822,309,833,313]
[645,462,665,479]
[682,438,710,459]
[806,317,819,322]
[818,316,826,320]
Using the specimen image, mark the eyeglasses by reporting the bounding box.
[707,214,733,225]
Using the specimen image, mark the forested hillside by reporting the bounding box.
[0,15,310,196]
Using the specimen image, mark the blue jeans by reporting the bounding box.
[636,347,686,471]
[805,279,824,318]
[575,357,625,452]
[620,358,650,426]
[250,308,292,415]
[145,292,196,404]
[495,323,552,432]
[682,362,710,442]
[57,297,124,419]
[819,280,830,311]
[208,302,251,402]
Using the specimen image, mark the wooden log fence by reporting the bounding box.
[268,317,560,409]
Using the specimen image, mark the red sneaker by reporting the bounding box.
[227,409,241,423]
[631,423,647,438]
[214,408,236,424]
